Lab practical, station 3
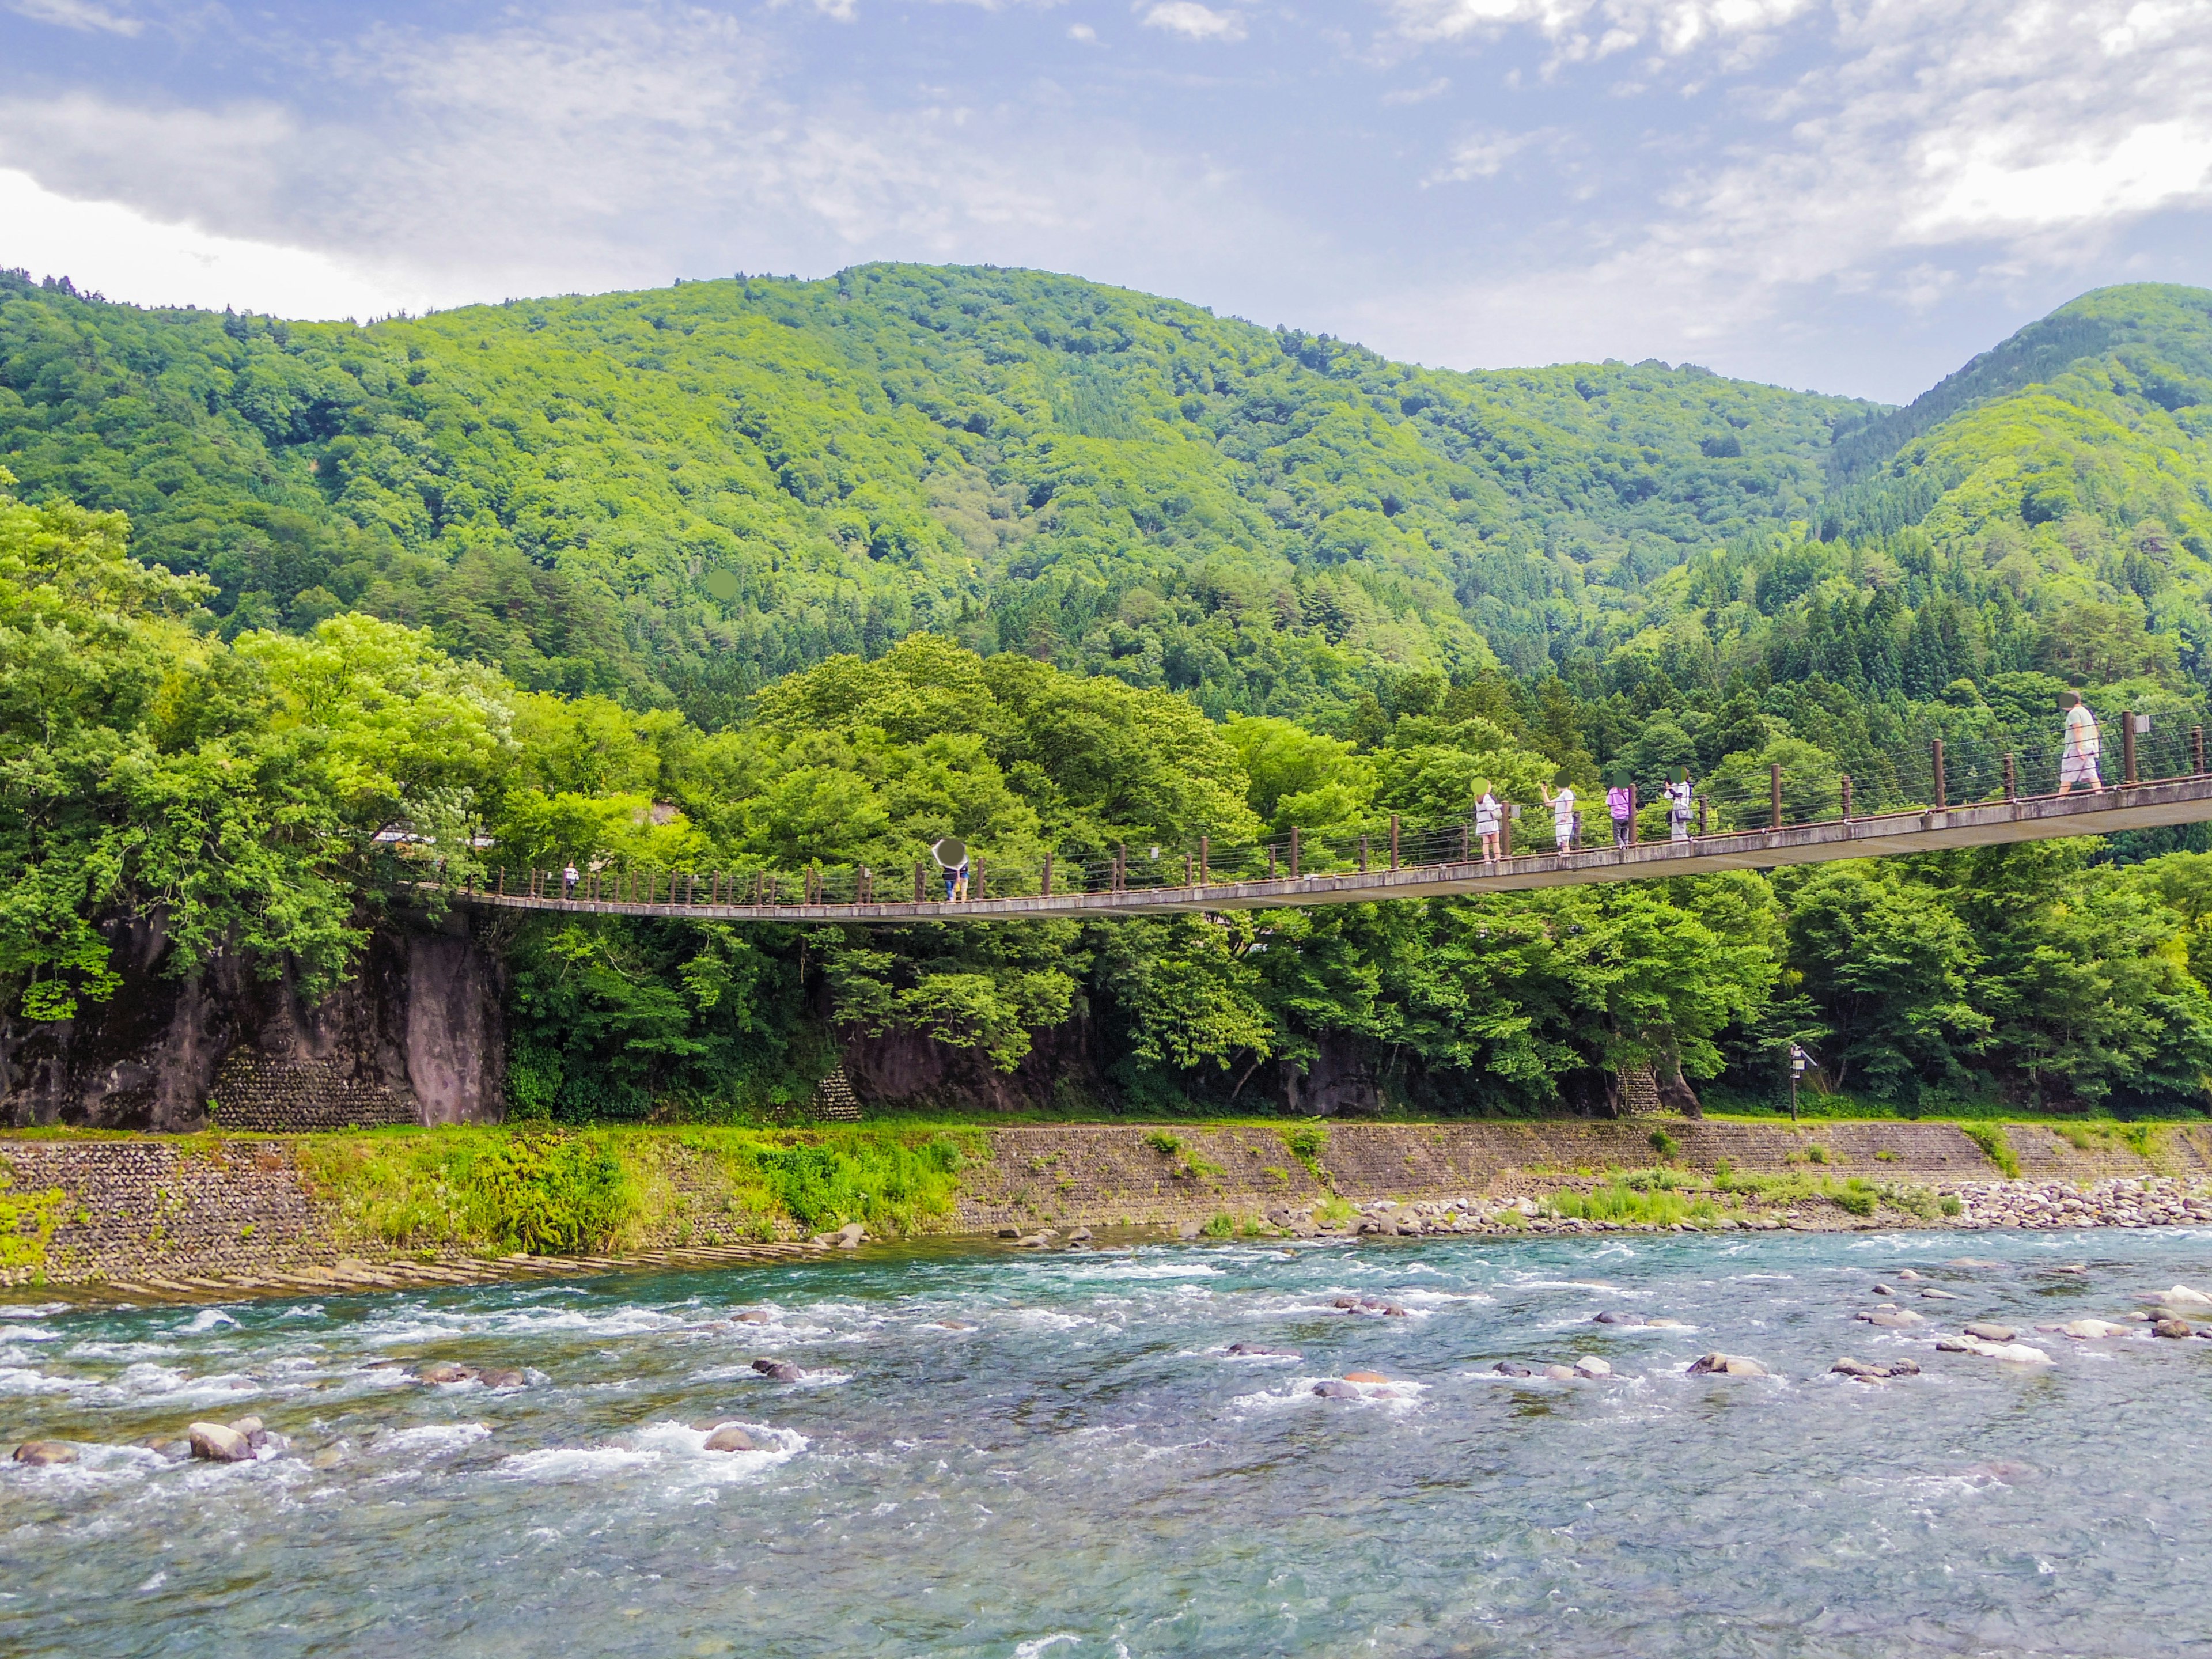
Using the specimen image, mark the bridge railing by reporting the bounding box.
[438,712,2205,913]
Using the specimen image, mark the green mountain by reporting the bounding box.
[0,263,1873,729]
[16,266,2212,1122]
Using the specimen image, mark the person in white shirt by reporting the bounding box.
[2059,691,2102,793]
[1474,786,1502,863]
[1664,773,1694,842]
[1540,781,1578,851]
[562,862,580,899]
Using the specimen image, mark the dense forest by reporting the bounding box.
[9,268,2212,1118]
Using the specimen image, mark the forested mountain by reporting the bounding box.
[11,266,2212,1120]
[0,264,1871,729]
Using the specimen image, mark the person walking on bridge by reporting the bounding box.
[1540,781,1578,852]
[562,862,579,900]
[2060,690,2103,794]
[1664,771,1694,843]
[1605,776,1634,848]
[1474,785,1502,864]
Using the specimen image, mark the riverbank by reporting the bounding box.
[7,1118,2212,1300]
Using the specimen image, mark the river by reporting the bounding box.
[5,1228,2211,1657]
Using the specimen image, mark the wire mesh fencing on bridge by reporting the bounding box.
[431,709,2208,916]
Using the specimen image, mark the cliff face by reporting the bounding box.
[0,912,507,1131]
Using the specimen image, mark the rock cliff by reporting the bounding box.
[0,911,506,1131]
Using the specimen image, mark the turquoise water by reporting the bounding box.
[6,1228,2212,1657]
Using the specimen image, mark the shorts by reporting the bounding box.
[2059,751,2101,790]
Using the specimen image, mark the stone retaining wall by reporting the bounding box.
[6,1120,2209,1290]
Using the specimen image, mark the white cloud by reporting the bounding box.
[1070,21,1097,40]
[1141,3,1246,43]
[1357,0,2212,389]
[1382,77,1451,104]
[7,0,141,35]
[0,5,1299,317]
[1426,128,1536,181]
[0,168,444,318]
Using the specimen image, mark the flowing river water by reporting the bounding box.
[6,1227,2212,1657]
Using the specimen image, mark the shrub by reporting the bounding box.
[1649,1128,1680,1159]
[1961,1123,2021,1179]
[473,1135,632,1254]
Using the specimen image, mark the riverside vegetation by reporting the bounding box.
[11,271,2212,1120]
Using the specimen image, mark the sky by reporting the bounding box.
[3,1,2211,403]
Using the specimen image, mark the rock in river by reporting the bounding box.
[1856,1309,1925,1328]
[1312,1380,1361,1399]
[1963,1323,2017,1343]
[1832,1356,1920,1381]
[1573,1357,1612,1378]
[1227,1343,1300,1358]
[2155,1318,2196,1339]
[1492,1361,1535,1378]
[1688,1353,1770,1378]
[1936,1336,2054,1363]
[188,1422,256,1463]
[12,1441,77,1465]
[752,1358,804,1382]
[703,1425,756,1453]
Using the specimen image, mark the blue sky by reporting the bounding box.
[3,0,2210,402]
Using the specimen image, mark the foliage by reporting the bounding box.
[1961,1122,2021,1179]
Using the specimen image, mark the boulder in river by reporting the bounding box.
[1856,1309,1925,1328]
[1946,1258,2002,1268]
[1963,1322,2017,1343]
[2150,1285,2212,1308]
[1869,1283,1895,1296]
[12,1441,76,1465]
[1066,1228,1093,1244]
[2154,1318,2195,1339]
[836,1222,866,1249]
[1343,1370,1391,1384]
[734,1310,773,1325]
[1492,1361,1535,1378]
[2039,1319,2128,1339]
[703,1425,756,1453]
[1894,1269,1925,1281]
[1312,1380,1360,1399]
[1543,1365,1578,1380]
[1593,1311,1645,1325]
[1919,1289,1962,1301]
[1226,1343,1299,1358]
[187,1422,255,1463]
[752,1358,804,1382]
[475,1368,527,1390]
[416,1362,474,1385]
[1832,1356,1919,1381]
[1573,1357,1612,1378]
[1014,1233,1054,1248]
[1935,1336,2054,1363]
[1688,1353,1770,1378]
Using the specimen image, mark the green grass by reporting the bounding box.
[293,1124,982,1255]
[1961,1123,2022,1179]
[1649,1128,1680,1160]
[1548,1182,1719,1226]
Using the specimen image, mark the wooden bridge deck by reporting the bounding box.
[438,776,2212,926]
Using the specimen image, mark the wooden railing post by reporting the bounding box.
[1627,785,1638,844]
[1184,851,1194,887]
[1770,764,1783,830]
[1931,739,1946,809]
[915,862,926,902]
[1697,795,1708,836]
[1268,845,1278,878]
[1358,835,1369,873]
[1042,853,1054,896]
[2003,754,2016,801]
[2123,711,2138,786]
[974,857,986,900]
[1289,827,1301,879]
[1500,812,1512,859]
[1116,844,1127,892]
[1840,774,1853,820]
[2196,725,2206,777]
[1389,815,1399,870]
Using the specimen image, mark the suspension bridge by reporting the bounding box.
[429,724,2212,926]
